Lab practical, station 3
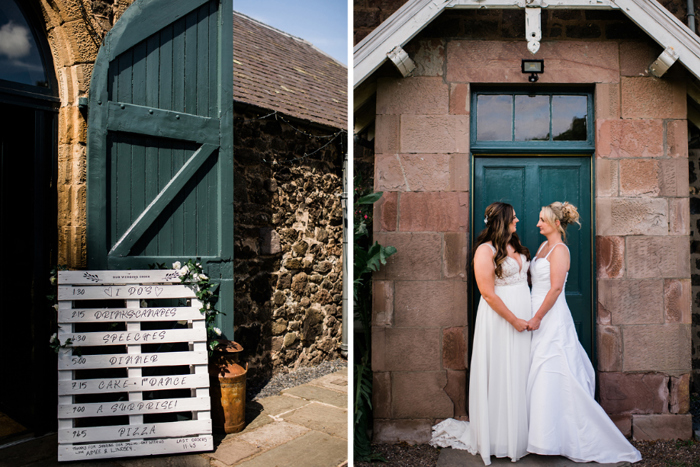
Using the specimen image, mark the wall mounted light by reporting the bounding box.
[522,59,544,82]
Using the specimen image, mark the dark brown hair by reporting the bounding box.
[473,202,530,278]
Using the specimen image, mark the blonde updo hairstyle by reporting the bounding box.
[540,201,581,242]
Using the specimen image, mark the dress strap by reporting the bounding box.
[535,241,548,257]
[478,243,497,255]
[544,242,568,260]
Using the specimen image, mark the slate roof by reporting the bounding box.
[234,12,347,130]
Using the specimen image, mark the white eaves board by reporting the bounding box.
[56,270,213,461]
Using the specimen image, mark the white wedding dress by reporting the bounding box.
[432,243,531,465]
[527,242,641,463]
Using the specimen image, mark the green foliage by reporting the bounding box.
[353,178,395,463]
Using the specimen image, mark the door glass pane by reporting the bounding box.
[514,95,549,141]
[476,94,512,141]
[552,95,587,141]
[0,0,48,87]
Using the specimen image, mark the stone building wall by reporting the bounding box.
[368,10,692,443]
[233,106,345,384]
[690,149,700,393]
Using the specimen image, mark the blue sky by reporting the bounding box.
[233,0,348,65]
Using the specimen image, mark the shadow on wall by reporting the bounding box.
[233,105,345,388]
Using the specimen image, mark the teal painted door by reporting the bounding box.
[472,156,593,357]
[87,0,234,335]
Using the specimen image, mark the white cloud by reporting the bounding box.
[0,22,32,59]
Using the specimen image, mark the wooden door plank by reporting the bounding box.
[59,396,211,418]
[58,284,196,300]
[58,327,205,346]
[58,306,203,323]
[58,435,213,461]
[58,373,209,395]
[58,350,208,370]
[57,419,211,444]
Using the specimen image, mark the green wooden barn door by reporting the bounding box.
[87,0,234,335]
[473,156,593,357]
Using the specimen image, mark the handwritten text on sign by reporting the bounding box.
[57,270,212,461]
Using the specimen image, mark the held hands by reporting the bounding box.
[527,316,541,331]
[511,317,541,332]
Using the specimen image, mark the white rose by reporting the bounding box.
[178,266,189,277]
[206,303,211,310]
[192,273,201,282]
[53,304,58,311]
[49,333,57,343]
[199,274,208,281]
[213,327,221,336]
[172,261,181,270]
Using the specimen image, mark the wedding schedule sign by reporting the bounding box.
[56,270,213,461]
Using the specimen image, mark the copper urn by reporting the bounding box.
[208,340,247,434]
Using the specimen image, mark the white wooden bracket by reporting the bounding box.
[649,46,679,77]
[525,4,542,55]
[387,45,416,77]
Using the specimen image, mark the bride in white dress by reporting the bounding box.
[527,202,641,463]
[432,202,532,465]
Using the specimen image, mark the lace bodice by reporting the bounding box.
[483,244,529,286]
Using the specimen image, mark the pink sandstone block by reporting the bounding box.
[394,280,468,328]
[375,154,407,192]
[449,154,470,191]
[595,83,620,120]
[666,120,689,158]
[376,154,469,192]
[372,327,441,372]
[619,159,659,196]
[610,414,632,438]
[596,198,668,236]
[442,327,469,370]
[664,279,691,324]
[399,192,469,232]
[409,39,445,77]
[596,236,625,279]
[669,198,690,236]
[659,158,689,197]
[619,40,661,77]
[669,374,690,414]
[621,77,686,119]
[443,232,468,280]
[373,419,432,444]
[399,115,469,154]
[399,154,451,192]
[626,236,689,279]
[623,324,692,372]
[375,114,400,154]
[373,191,398,232]
[632,414,693,440]
[377,77,449,115]
[597,325,622,372]
[599,372,669,415]
[449,83,470,115]
[373,232,442,281]
[372,281,394,327]
[372,372,391,419]
[595,119,663,158]
[444,370,467,417]
[598,279,663,325]
[446,41,619,83]
[595,159,619,197]
[392,371,453,419]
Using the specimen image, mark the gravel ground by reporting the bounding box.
[247,358,347,400]
[357,392,700,467]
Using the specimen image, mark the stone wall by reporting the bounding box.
[30,0,135,268]
[369,11,692,443]
[233,105,345,385]
[690,148,700,393]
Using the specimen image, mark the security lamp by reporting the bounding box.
[522,59,544,82]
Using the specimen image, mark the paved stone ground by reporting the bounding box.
[0,369,348,467]
[437,449,630,467]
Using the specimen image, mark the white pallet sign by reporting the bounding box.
[57,270,213,462]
